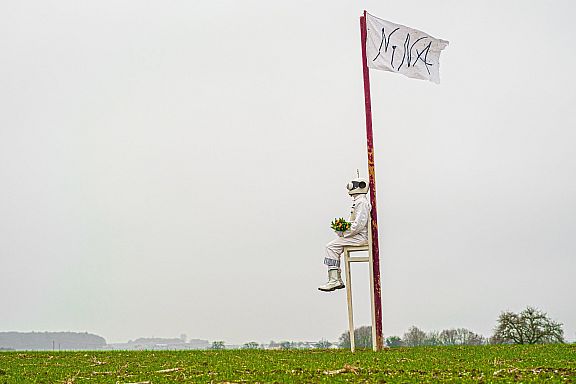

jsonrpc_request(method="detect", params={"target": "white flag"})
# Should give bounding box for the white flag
[365,13,449,84]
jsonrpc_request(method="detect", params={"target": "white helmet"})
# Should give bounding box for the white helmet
[346,177,369,195]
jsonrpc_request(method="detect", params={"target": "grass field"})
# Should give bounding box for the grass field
[1,344,575,383]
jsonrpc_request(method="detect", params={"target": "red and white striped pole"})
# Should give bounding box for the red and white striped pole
[360,10,384,351]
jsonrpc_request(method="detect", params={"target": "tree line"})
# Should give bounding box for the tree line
[205,307,565,350]
[209,339,334,350]
[339,307,565,349]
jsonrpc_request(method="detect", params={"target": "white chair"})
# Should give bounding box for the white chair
[342,223,377,352]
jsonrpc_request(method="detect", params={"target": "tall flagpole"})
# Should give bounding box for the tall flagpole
[360,10,383,351]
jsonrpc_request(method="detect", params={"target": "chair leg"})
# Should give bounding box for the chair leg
[344,249,355,352]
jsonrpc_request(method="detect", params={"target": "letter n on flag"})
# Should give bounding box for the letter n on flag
[365,13,449,84]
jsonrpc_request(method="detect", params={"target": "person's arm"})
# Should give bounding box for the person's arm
[343,200,370,237]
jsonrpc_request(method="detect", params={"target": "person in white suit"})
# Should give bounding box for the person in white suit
[318,177,371,292]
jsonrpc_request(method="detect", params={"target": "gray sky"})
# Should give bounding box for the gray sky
[1,0,575,344]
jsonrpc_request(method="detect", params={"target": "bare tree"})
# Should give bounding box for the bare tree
[403,326,426,347]
[492,307,564,344]
[315,339,332,349]
[439,328,485,345]
[423,330,442,346]
[456,328,485,345]
[439,329,458,345]
[279,341,292,350]
[339,326,372,349]
[210,341,225,350]
[385,336,403,347]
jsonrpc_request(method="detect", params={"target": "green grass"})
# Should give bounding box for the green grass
[0,344,575,383]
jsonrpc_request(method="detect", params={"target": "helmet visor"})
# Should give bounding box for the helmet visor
[347,181,367,190]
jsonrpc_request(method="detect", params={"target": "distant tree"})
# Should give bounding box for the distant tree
[180,334,187,343]
[423,330,442,346]
[242,342,259,349]
[315,339,332,349]
[268,341,279,349]
[439,328,485,346]
[385,336,403,348]
[339,326,372,349]
[403,326,426,347]
[439,329,458,345]
[492,307,564,344]
[456,328,485,345]
[279,341,292,350]
[291,342,303,349]
[210,341,225,350]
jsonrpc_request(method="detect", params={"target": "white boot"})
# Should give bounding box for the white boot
[336,269,344,289]
[318,269,345,292]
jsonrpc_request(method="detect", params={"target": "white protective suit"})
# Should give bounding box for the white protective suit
[324,193,372,269]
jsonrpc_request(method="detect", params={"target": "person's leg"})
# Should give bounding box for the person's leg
[324,235,368,267]
[319,235,368,292]
[324,238,345,270]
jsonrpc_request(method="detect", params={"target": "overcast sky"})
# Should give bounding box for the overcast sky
[1,0,575,344]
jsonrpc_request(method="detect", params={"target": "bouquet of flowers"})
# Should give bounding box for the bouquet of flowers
[330,217,351,232]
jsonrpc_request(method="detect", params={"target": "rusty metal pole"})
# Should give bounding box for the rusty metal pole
[360,11,383,351]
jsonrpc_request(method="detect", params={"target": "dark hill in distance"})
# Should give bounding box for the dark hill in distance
[0,331,106,350]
